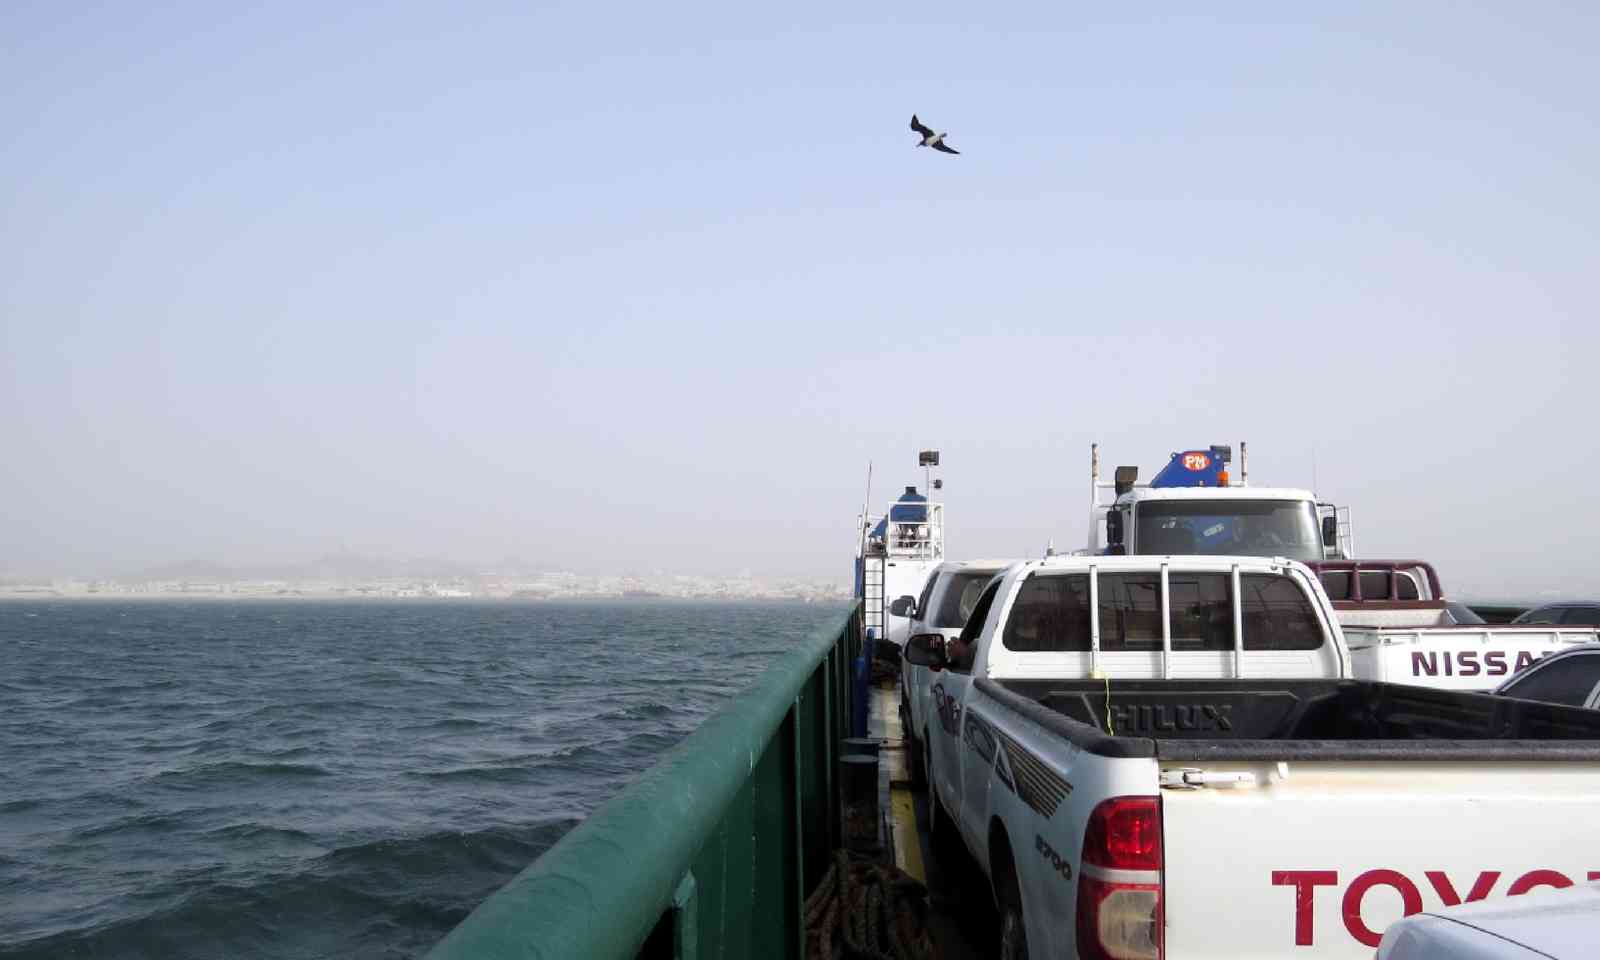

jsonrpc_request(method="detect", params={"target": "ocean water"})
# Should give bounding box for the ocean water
[0,600,845,958]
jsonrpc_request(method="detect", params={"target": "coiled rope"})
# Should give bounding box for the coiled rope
[803,849,940,960]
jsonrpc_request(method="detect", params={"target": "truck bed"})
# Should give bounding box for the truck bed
[979,677,1600,761]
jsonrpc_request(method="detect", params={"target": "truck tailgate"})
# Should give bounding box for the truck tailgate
[1346,626,1599,690]
[1159,761,1600,958]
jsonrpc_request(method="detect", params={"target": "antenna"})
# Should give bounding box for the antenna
[918,449,940,500]
[861,461,874,536]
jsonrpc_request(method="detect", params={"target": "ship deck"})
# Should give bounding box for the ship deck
[869,680,997,959]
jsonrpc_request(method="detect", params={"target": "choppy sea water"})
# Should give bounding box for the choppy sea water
[0,600,845,958]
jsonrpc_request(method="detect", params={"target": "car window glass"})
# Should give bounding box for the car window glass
[1240,574,1324,650]
[949,579,1002,671]
[1562,608,1600,627]
[932,572,997,628]
[915,574,939,622]
[1396,574,1420,600]
[1501,655,1600,706]
[1002,574,1091,652]
[1097,573,1163,651]
[1319,572,1351,601]
[1515,605,1561,625]
[1167,573,1234,651]
[1357,571,1390,600]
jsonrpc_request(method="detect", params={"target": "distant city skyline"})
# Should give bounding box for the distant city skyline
[0,565,849,603]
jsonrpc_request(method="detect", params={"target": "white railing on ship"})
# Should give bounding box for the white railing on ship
[858,502,945,561]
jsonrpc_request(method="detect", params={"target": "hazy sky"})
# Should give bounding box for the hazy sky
[2,3,1596,592]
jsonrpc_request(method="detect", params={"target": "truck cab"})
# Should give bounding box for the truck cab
[1088,442,1353,561]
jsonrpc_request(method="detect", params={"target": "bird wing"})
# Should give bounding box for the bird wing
[931,140,960,155]
[910,115,934,137]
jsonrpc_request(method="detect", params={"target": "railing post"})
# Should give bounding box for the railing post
[672,873,697,959]
[791,696,806,959]
[822,649,836,853]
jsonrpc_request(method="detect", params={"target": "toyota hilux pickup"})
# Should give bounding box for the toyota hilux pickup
[904,556,1600,959]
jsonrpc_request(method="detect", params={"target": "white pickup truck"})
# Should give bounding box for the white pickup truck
[1310,560,1600,691]
[904,556,1600,959]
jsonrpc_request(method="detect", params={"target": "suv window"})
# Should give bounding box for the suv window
[1500,654,1600,707]
[1240,574,1324,650]
[949,579,1003,672]
[931,572,998,628]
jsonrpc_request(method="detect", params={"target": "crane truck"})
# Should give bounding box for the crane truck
[1088,442,1353,562]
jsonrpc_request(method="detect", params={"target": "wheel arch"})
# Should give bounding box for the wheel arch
[987,815,1018,908]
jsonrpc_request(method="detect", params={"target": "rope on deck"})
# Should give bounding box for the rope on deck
[803,849,940,960]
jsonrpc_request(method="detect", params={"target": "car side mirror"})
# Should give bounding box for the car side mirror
[1106,510,1124,546]
[903,633,947,670]
[888,596,917,618]
[1321,515,1338,546]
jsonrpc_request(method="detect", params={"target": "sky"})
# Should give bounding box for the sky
[1,2,1597,593]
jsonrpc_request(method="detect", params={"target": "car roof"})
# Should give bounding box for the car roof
[1521,643,1600,659]
[1493,644,1600,694]
[936,559,1019,575]
[1021,555,1311,575]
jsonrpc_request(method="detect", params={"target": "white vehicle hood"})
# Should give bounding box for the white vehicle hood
[1380,882,1600,959]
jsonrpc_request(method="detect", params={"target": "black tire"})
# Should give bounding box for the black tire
[925,741,961,861]
[997,858,1029,960]
[908,725,927,789]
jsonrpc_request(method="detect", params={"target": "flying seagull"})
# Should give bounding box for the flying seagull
[910,115,959,155]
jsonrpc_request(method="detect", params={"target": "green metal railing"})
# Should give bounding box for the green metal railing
[428,602,863,960]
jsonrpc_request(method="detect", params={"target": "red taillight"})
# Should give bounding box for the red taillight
[1082,796,1162,871]
[1077,796,1162,960]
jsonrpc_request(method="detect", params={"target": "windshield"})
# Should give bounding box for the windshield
[930,572,997,628]
[1135,499,1323,563]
